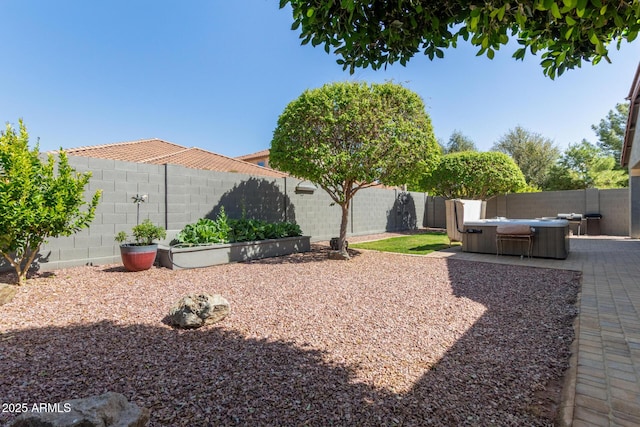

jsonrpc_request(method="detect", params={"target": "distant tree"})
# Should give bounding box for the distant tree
[591,102,629,167]
[270,81,440,258]
[283,0,640,78]
[421,151,527,199]
[492,126,560,189]
[0,120,101,285]
[544,139,627,190]
[443,130,477,154]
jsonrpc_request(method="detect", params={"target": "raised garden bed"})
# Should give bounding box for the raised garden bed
[157,236,311,270]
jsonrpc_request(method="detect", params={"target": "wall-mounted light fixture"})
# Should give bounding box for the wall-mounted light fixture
[295,181,317,194]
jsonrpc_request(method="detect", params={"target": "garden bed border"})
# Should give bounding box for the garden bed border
[157,236,311,270]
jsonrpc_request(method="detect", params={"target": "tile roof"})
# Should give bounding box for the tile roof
[236,149,270,161]
[60,139,288,178]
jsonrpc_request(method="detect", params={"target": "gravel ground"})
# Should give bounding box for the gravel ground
[0,244,580,426]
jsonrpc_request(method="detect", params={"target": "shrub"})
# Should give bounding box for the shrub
[115,219,167,246]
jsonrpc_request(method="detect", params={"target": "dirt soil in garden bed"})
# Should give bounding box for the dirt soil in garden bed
[0,244,580,426]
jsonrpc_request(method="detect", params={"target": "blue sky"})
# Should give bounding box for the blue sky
[1,1,639,157]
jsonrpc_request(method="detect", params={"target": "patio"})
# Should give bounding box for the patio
[427,235,640,426]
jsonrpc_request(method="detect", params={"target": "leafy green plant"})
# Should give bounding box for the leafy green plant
[115,219,166,246]
[174,208,231,245]
[0,120,101,285]
[173,207,303,246]
[228,218,302,242]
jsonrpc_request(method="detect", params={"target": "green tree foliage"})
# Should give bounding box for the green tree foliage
[544,139,628,190]
[270,81,440,257]
[421,151,527,199]
[443,130,477,154]
[591,102,629,167]
[0,120,101,284]
[492,126,560,188]
[282,0,640,78]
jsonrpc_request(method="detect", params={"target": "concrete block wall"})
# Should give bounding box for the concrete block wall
[39,157,168,270]
[489,190,587,219]
[285,184,343,241]
[21,154,633,274]
[598,189,628,236]
[425,196,446,228]
[29,157,425,272]
[424,189,629,236]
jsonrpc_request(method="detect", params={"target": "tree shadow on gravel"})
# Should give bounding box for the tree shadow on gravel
[0,259,580,426]
[0,321,403,426]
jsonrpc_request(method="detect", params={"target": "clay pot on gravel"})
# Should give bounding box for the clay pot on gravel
[115,219,166,272]
[118,243,159,272]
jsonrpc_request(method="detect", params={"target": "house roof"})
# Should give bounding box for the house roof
[621,62,640,168]
[236,149,270,161]
[60,139,288,178]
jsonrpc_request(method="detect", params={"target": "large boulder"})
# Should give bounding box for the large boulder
[168,293,230,329]
[8,392,149,427]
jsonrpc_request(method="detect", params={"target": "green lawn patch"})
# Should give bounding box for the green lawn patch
[350,232,457,255]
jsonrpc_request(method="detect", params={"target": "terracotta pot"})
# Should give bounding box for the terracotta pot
[119,244,158,272]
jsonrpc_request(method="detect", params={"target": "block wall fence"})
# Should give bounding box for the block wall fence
[32,156,427,271]
[10,155,630,272]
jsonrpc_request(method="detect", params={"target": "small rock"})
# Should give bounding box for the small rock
[0,283,17,306]
[328,250,350,260]
[8,392,149,427]
[168,293,230,329]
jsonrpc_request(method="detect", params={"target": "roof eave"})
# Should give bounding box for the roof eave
[621,62,640,168]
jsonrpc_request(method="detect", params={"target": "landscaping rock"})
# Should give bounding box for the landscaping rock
[0,283,17,305]
[8,392,149,427]
[328,250,350,260]
[168,293,230,329]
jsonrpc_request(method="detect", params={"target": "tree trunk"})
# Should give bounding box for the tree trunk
[2,247,38,286]
[338,201,350,259]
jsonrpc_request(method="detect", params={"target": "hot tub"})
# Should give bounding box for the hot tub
[462,218,570,259]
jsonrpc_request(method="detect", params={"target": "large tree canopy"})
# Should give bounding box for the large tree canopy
[592,102,629,166]
[270,81,440,256]
[282,0,639,78]
[492,126,560,189]
[544,139,628,189]
[442,130,477,154]
[421,151,527,199]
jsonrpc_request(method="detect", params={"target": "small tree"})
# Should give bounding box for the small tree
[592,102,629,167]
[421,151,527,199]
[270,81,440,258]
[0,120,101,284]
